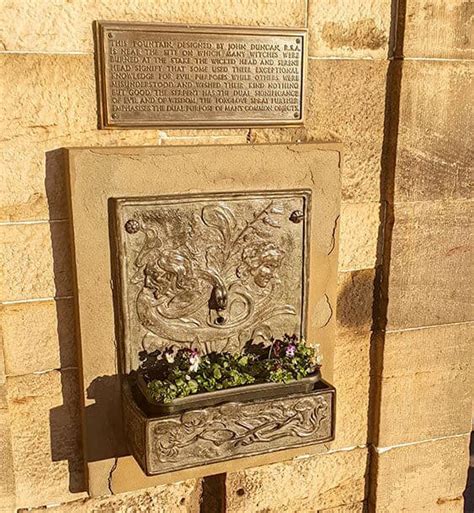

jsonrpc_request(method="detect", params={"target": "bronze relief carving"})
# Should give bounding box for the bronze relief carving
[150,395,330,463]
[112,191,310,371]
[111,189,337,476]
[121,381,334,475]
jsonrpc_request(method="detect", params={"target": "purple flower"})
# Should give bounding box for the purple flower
[273,340,281,356]
[285,344,296,357]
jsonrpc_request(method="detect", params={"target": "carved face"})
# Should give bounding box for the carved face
[144,250,196,298]
[241,242,284,288]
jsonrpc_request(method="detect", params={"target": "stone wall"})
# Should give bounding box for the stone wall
[0,1,471,512]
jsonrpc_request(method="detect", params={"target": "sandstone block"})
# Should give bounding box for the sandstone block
[371,435,470,512]
[320,502,366,513]
[308,0,391,58]
[331,330,371,448]
[0,0,306,53]
[251,60,388,202]
[6,369,85,509]
[1,298,76,375]
[395,61,473,202]
[377,323,473,446]
[226,447,368,512]
[23,480,202,513]
[402,0,473,59]
[0,221,72,301]
[386,200,473,330]
[0,54,160,222]
[159,130,248,146]
[0,407,16,513]
[339,202,380,272]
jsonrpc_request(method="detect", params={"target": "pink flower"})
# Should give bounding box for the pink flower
[285,344,296,357]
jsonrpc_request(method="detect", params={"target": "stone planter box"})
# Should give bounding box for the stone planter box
[124,378,335,476]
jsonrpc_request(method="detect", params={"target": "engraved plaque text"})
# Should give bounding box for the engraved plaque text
[95,22,306,128]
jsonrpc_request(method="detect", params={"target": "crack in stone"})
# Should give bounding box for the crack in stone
[321,294,333,328]
[107,458,118,495]
[327,215,340,255]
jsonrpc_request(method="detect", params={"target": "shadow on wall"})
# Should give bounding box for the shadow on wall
[45,149,127,495]
[45,148,86,493]
[336,269,376,332]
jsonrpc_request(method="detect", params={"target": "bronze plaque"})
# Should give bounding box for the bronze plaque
[95,21,306,128]
[111,190,311,372]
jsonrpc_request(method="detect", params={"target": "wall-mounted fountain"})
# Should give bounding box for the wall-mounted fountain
[66,143,340,491]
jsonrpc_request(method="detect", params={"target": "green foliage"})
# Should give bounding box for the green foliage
[142,334,321,404]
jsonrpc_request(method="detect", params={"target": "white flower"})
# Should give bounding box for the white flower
[165,351,175,364]
[189,354,201,373]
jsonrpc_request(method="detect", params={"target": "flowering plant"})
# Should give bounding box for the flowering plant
[140,334,321,404]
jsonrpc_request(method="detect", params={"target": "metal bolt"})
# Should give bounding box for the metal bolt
[111,113,118,119]
[125,219,140,234]
[108,32,113,39]
[296,38,301,44]
[289,210,304,224]
[294,112,300,118]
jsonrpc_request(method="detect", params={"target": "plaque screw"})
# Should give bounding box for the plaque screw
[294,112,300,118]
[296,38,301,44]
[111,113,118,119]
[289,210,304,224]
[108,33,113,39]
[125,219,140,234]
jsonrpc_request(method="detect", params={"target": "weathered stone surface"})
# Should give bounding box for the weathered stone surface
[320,502,366,513]
[159,130,248,146]
[339,202,380,272]
[396,61,473,202]
[1,298,76,375]
[308,0,391,58]
[251,60,388,202]
[0,0,306,53]
[403,0,474,59]
[377,323,473,446]
[24,480,202,512]
[371,435,470,512]
[6,369,86,509]
[0,406,16,513]
[386,200,473,330]
[226,447,368,512]
[337,270,375,334]
[0,221,72,301]
[331,330,371,448]
[0,55,159,222]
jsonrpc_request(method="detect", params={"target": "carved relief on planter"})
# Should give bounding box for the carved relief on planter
[111,190,311,372]
[123,380,335,475]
